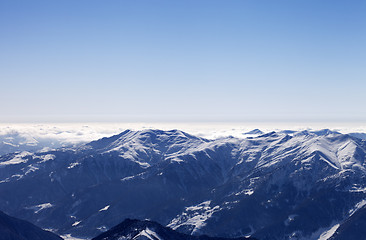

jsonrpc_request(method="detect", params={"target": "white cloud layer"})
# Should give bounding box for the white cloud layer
[0,122,365,144]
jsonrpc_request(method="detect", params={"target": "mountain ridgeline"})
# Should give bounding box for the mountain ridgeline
[0,211,254,240]
[0,210,62,240]
[92,218,256,240]
[0,129,366,240]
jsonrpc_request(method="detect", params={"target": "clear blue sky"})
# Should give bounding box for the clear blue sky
[1,0,365,122]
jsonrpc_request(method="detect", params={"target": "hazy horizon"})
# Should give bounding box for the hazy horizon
[1,121,366,146]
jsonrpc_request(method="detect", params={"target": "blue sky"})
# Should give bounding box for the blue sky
[0,0,365,122]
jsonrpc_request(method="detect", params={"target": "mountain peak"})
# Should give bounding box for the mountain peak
[86,129,206,153]
[311,129,340,136]
[244,129,264,135]
[92,218,256,240]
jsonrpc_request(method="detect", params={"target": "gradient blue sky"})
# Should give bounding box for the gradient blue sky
[1,0,365,122]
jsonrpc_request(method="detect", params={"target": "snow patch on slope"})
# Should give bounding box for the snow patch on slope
[61,234,86,240]
[99,205,110,212]
[27,203,53,214]
[349,199,366,217]
[0,151,32,166]
[318,224,340,240]
[72,221,81,227]
[35,154,56,163]
[168,201,220,234]
[133,228,162,240]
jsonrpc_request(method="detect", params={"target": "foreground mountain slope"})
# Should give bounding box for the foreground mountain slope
[0,129,366,239]
[0,210,62,240]
[327,203,366,240]
[92,219,256,240]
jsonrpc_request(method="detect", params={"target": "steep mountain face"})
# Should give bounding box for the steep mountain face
[166,131,366,240]
[0,210,62,240]
[92,218,255,240]
[0,129,366,240]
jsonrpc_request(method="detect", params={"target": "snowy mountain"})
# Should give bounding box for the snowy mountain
[92,219,256,240]
[348,132,366,141]
[244,129,263,135]
[0,129,366,240]
[0,210,62,240]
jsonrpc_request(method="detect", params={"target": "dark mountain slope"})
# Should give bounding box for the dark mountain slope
[0,210,62,240]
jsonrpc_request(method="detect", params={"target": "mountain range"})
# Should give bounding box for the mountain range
[1,129,366,240]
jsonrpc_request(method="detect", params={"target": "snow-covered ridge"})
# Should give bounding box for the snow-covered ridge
[0,151,32,166]
[1,123,365,156]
